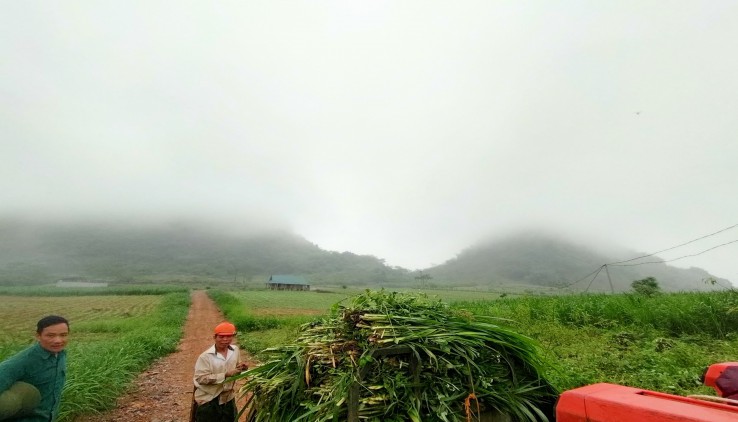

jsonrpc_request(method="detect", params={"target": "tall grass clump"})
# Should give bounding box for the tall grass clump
[629,291,738,337]
[457,291,738,338]
[453,290,738,395]
[57,292,190,421]
[548,292,738,337]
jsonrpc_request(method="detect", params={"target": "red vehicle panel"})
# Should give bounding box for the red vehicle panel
[557,382,738,422]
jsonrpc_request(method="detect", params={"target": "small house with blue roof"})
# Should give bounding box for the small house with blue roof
[266,275,310,291]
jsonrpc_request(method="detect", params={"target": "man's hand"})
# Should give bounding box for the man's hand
[226,363,248,377]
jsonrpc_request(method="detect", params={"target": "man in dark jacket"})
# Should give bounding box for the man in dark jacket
[0,315,69,421]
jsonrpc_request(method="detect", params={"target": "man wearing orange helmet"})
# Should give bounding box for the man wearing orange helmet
[192,321,248,421]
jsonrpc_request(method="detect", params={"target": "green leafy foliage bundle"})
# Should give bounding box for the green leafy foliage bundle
[237,290,557,421]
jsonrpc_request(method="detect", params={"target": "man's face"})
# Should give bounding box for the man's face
[36,322,69,353]
[214,333,234,349]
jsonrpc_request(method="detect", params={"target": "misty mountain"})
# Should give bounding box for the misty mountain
[0,219,727,292]
[427,232,727,292]
[0,219,410,286]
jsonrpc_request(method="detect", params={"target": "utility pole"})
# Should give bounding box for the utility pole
[604,264,615,294]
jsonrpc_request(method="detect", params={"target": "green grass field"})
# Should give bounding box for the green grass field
[0,284,189,297]
[4,285,738,420]
[212,287,738,398]
[0,290,190,422]
[0,295,163,350]
[231,286,508,311]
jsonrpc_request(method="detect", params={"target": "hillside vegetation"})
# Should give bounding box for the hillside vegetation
[428,232,726,292]
[0,219,727,292]
[0,219,407,286]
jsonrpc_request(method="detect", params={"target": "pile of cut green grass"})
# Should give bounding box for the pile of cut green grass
[236,289,557,422]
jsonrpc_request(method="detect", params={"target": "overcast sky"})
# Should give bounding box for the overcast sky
[2,1,737,283]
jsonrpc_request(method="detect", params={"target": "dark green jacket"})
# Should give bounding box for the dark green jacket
[0,342,67,422]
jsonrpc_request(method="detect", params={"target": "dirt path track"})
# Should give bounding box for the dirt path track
[76,290,256,422]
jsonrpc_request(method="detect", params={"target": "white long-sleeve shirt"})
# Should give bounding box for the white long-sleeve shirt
[193,344,241,405]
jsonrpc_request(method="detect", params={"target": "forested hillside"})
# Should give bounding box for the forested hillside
[428,232,727,292]
[0,219,727,292]
[0,219,411,286]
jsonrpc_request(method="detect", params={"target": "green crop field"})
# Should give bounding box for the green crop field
[235,289,354,314]
[0,295,163,346]
[231,287,507,314]
[0,292,189,422]
[0,284,188,297]
[212,288,738,399]
[4,286,737,421]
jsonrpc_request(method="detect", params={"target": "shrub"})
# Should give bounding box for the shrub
[631,277,661,297]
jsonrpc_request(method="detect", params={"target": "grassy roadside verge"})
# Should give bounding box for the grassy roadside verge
[58,292,190,421]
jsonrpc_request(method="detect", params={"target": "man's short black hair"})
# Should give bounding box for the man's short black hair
[37,315,69,333]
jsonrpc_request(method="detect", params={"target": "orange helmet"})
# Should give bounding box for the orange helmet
[214,322,237,335]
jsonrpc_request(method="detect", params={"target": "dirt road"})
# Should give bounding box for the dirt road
[76,290,257,422]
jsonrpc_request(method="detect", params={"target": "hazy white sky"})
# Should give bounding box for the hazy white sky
[2,1,737,282]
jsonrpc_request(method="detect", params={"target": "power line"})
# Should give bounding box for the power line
[610,238,738,267]
[561,224,738,291]
[607,224,738,265]
[561,265,604,289]
[583,266,605,293]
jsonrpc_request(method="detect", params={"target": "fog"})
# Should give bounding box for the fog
[2,1,737,282]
